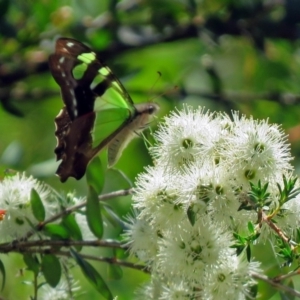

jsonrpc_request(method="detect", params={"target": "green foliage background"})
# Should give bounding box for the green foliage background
[1,0,300,299]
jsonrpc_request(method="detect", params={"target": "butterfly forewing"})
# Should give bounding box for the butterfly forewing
[49,38,134,117]
[50,39,104,119]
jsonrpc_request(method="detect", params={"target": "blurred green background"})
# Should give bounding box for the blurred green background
[1,0,300,299]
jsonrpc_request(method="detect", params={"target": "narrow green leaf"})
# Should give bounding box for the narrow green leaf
[71,249,113,300]
[107,264,123,280]
[41,255,61,287]
[247,221,254,234]
[86,186,103,239]
[101,203,124,228]
[105,168,132,190]
[43,223,70,239]
[246,284,258,300]
[187,205,196,226]
[30,188,45,222]
[246,245,251,262]
[113,247,128,260]
[61,214,82,251]
[86,156,104,195]
[0,259,5,291]
[61,214,82,240]
[23,254,39,276]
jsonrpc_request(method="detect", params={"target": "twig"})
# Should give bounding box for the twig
[13,188,133,242]
[273,269,300,282]
[261,211,292,248]
[0,239,124,253]
[10,247,149,273]
[251,272,300,297]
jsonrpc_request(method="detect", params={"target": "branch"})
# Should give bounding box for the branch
[14,188,133,242]
[251,272,300,297]
[0,239,123,253]
[261,211,291,246]
[273,269,300,282]
[13,247,149,273]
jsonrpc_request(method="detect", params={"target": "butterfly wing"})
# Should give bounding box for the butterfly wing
[49,38,136,182]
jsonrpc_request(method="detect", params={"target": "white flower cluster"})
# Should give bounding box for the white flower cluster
[125,106,296,299]
[0,174,85,297]
[0,173,94,242]
[0,173,56,241]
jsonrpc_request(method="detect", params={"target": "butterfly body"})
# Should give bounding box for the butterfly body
[49,38,158,182]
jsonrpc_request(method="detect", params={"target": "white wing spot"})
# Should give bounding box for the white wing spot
[74,108,78,117]
[61,72,66,77]
[57,64,61,69]
[69,89,77,108]
[59,57,65,64]
[67,42,74,48]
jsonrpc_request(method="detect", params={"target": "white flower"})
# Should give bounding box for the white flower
[159,279,198,300]
[123,213,159,264]
[0,173,55,241]
[176,160,216,213]
[39,278,80,300]
[223,113,292,187]
[202,254,261,300]
[150,106,217,170]
[133,166,185,230]
[135,277,164,300]
[156,217,233,281]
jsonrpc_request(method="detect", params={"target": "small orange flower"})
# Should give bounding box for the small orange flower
[0,209,6,221]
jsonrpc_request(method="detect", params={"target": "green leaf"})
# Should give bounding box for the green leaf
[101,203,124,228]
[246,284,258,299]
[187,205,196,226]
[71,249,113,300]
[86,156,104,195]
[113,247,129,260]
[107,264,123,280]
[105,168,132,190]
[0,259,5,291]
[246,245,251,261]
[61,214,82,251]
[23,254,39,276]
[86,186,103,239]
[30,188,45,222]
[247,221,254,234]
[41,255,61,287]
[0,141,23,167]
[43,223,70,239]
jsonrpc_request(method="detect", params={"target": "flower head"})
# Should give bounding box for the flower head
[126,105,294,299]
[0,173,55,241]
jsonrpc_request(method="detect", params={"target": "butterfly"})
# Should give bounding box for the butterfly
[49,38,159,182]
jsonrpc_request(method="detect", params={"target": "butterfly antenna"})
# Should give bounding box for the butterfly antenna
[147,71,162,102]
[148,72,178,102]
